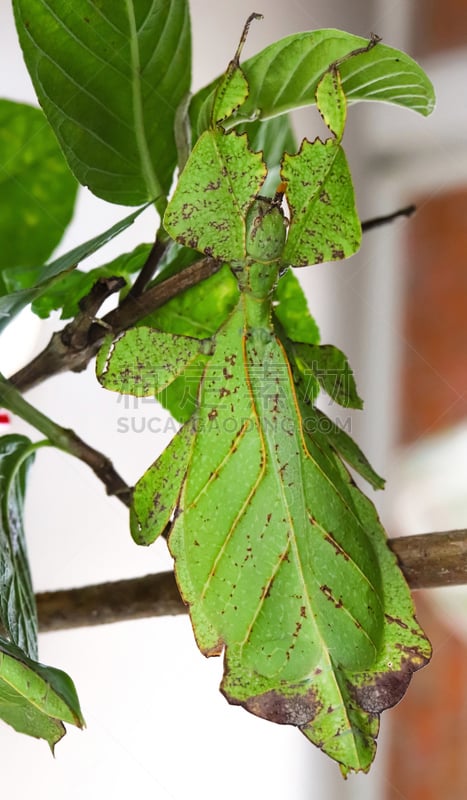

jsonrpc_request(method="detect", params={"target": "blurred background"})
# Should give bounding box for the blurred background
[1,0,466,798]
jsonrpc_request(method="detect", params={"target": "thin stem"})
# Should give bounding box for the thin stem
[10,257,220,394]
[361,205,416,232]
[125,237,168,299]
[0,373,132,506]
[9,205,413,397]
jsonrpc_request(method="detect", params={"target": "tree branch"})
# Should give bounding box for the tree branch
[0,372,132,506]
[35,529,467,632]
[361,204,416,232]
[37,572,182,631]
[390,529,467,589]
[10,257,221,393]
[10,205,415,396]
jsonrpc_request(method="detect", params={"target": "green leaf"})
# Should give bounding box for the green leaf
[0,100,77,272]
[0,203,151,332]
[164,299,430,773]
[0,435,37,660]
[316,68,347,140]
[96,328,210,396]
[273,269,320,345]
[131,422,195,545]
[163,129,266,262]
[0,636,84,749]
[13,0,191,208]
[301,407,385,491]
[30,243,152,320]
[293,343,363,408]
[190,29,435,136]
[281,138,361,267]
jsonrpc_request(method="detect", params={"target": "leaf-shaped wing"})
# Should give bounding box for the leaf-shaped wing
[131,422,195,545]
[169,300,430,772]
[164,130,266,262]
[96,327,209,397]
[281,138,361,267]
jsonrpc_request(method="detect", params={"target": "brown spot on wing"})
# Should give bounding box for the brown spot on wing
[233,688,322,727]
[351,648,431,714]
[351,668,413,714]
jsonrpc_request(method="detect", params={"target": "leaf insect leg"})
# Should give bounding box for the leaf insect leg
[232,12,264,66]
[331,31,382,73]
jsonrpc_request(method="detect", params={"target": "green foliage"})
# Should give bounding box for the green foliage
[0,435,38,659]
[31,244,152,320]
[146,264,238,338]
[0,3,436,773]
[13,0,191,210]
[0,204,151,331]
[0,436,84,744]
[0,637,84,749]
[273,270,320,345]
[290,342,363,408]
[0,100,78,274]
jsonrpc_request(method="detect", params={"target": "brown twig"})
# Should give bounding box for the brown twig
[37,571,182,631]
[361,204,416,232]
[10,257,220,393]
[390,529,467,589]
[125,237,168,299]
[10,205,416,395]
[35,530,467,632]
[0,372,133,507]
[61,275,126,350]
